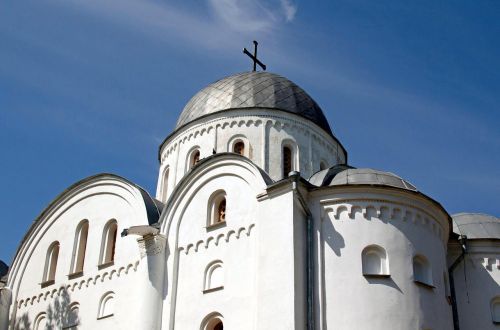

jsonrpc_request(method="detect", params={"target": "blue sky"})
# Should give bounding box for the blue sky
[1,0,499,264]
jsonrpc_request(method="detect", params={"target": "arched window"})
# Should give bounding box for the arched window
[233,141,245,156]
[42,241,60,286]
[204,261,224,292]
[283,145,292,178]
[190,149,201,168]
[99,220,117,267]
[361,245,389,276]
[160,167,169,202]
[413,255,433,286]
[98,292,115,319]
[201,313,224,330]
[207,191,227,227]
[34,313,47,330]
[70,220,89,276]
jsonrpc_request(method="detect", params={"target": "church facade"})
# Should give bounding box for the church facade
[1,71,499,330]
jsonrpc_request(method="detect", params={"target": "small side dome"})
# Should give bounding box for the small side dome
[452,213,500,240]
[309,165,417,191]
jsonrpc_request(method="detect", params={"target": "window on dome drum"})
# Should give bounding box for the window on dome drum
[99,220,117,268]
[283,146,292,178]
[207,191,227,228]
[42,241,60,287]
[413,255,433,287]
[191,150,200,168]
[233,141,245,156]
[361,245,389,277]
[70,220,89,277]
[98,292,115,320]
[161,167,169,202]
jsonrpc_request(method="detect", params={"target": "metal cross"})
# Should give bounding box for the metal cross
[243,40,266,71]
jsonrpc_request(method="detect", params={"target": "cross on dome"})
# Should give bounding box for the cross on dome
[243,40,266,72]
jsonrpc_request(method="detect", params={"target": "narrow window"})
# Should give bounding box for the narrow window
[207,191,227,227]
[161,167,169,202]
[98,292,115,319]
[233,141,245,156]
[42,241,60,286]
[361,245,389,276]
[217,199,226,223]
[100,220,117,267]
[283,146,292,178]
[70,220,89,276]
[413,255,433,286]
[191,150,200,167]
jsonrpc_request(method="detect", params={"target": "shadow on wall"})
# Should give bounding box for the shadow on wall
[364,276,403,294]
[322,217,345,257]
[15,288,79,330]
[452,250,500,328]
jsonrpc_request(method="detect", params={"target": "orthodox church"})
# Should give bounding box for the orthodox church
[1,68,499,330]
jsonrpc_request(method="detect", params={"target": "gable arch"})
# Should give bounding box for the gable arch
[8,174,161,307]
[160,153,272,237]
[159,153,271,327]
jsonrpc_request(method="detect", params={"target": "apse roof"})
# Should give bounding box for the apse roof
[452,213,500,240]
[176,71,333,136]
[309,165,418,191]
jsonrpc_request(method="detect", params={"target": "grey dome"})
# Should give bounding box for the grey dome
[176,72,333,135]
[452,213,500,240]
[309,165,418,191]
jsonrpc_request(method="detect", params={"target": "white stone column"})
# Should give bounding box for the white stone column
[136,234,167,329]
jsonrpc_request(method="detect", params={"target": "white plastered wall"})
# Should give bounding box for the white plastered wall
[156,109,346,202]
[159,154,310,330]
[310,187,453,330]
[448,241,500,330]
[7,176,160,330]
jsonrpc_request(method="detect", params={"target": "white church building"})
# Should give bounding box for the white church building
[1,71,499,330]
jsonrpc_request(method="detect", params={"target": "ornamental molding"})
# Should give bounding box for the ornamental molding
[16,260,140,309]
[178,224,255,255]
[160,113,341,162]
[468,256,500,271]
[320,198,447,242]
